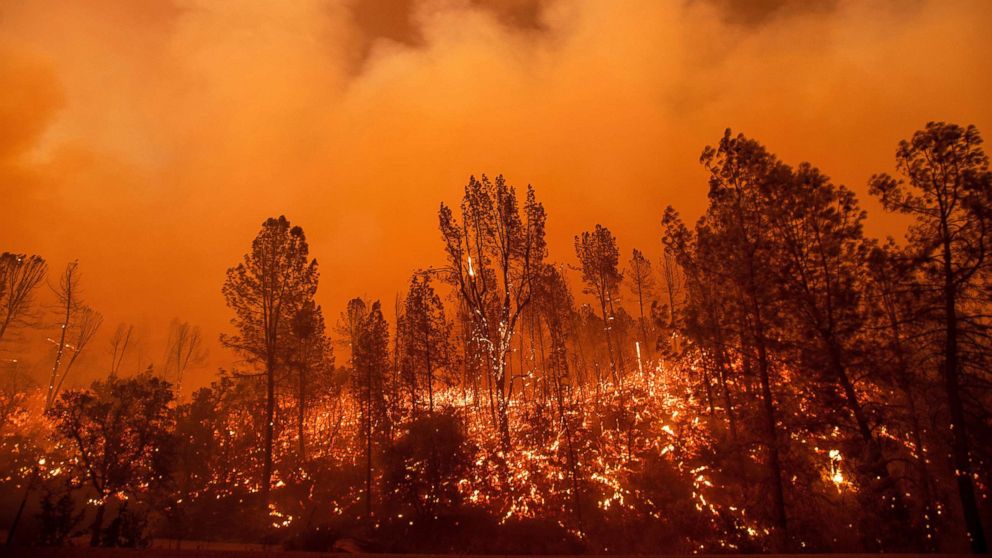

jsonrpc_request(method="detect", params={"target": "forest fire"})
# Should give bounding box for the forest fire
[0,143,989,553]
[3,129,991,551]
[1,1,991,555]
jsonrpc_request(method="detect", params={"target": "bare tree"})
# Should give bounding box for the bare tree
[336,297,368,369]
[0,253,47,344]
[108,323,133,376]
[47,261,103,409]
[164,320,207,394]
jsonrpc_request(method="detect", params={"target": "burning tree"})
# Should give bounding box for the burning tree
[47,261,103,410]
[438,174,547,450]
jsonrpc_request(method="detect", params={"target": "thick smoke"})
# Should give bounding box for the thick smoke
[1,0,989,389]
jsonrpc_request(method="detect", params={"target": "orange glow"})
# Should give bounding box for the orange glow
[1,0,991,392]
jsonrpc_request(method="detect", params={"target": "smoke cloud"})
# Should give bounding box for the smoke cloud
[1,0,989,389]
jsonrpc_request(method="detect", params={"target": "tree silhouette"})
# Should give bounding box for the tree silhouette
[0,253,47,345]
[575,224,632,457]
[351,300,390,520]
[221,215,318,504]
[870,122,992,553]
[698,129,790,546]
[286,300,332,462]
[626,249,654,359]
[47,261,103,410]
[662,206,738,440]
[48,373,175,546]
[764,162,907,548]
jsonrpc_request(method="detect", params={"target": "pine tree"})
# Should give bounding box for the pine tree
[398,274,454,416]
[870,122,992,553]
[221,215,318,504]
[351,300,390,520]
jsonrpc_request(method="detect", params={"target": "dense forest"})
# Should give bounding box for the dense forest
[1,122,990,553]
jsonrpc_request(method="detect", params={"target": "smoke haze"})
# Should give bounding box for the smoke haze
[1,0,990,389]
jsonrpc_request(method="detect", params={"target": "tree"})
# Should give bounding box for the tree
[286,300,333,462]
[662,207,738,440]
[351,300,391,520]
[108,323,134,377]
[398,274,455,416]
[438,174,547,450]
[869,122,992,553]
[865,242,940,548]
[658,247,683,354]
[575,225,624,383]
[533,263,584,531]
[626,249,654,358]
[47,261,103,409]
[164,320,206,395]
[0,253,47,345]
[698,129,791,544]
[337,297,368,366]
[221,216,318,504]
[765,163,908,547]
[48,373,176,546]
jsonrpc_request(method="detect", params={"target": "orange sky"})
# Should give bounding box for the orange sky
[2,0,991,391]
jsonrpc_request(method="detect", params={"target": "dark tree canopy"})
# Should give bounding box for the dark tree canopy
[221,215,319,503]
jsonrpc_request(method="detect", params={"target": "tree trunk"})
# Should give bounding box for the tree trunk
[635,277,648,357]
[713,342,737,441]
[261,354,275,504]
[47,297,72,410]
[89,500,106,547]
[756,332,788,546]
[942,239,987,553]
[366,357,374,520]
[424,316,434,415]
[298,362,306,462]
[5,467,37,546]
